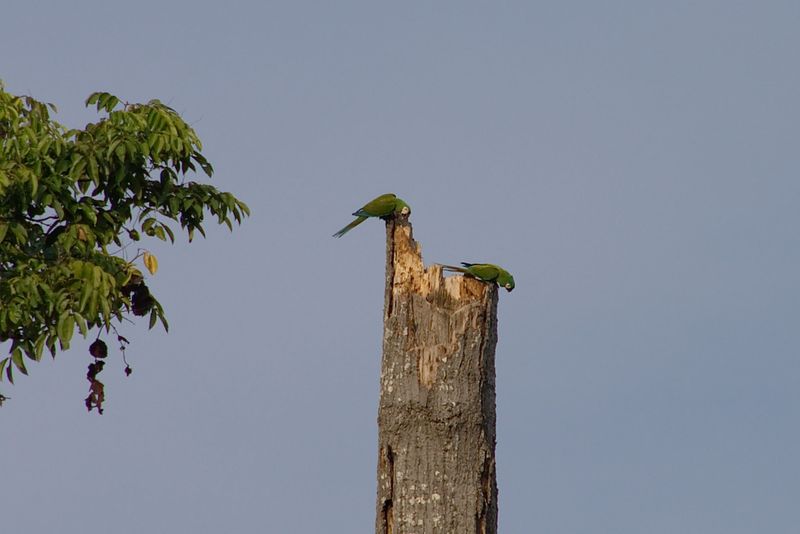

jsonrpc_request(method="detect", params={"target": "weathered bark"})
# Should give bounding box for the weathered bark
[376,216,499,534]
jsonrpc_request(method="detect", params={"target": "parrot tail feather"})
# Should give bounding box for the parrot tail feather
[333,216,368,238]
[439,264,469,274]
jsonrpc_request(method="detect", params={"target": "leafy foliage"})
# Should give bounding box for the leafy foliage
[0,82,249,408]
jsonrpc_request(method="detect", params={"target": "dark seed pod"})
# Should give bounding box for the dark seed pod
[89,339,108,359]
[131,285,154,316]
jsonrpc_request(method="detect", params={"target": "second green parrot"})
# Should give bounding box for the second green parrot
[333,193,411,238]
[440,262,516,292]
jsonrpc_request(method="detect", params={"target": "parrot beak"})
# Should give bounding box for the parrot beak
[401,206,410,215]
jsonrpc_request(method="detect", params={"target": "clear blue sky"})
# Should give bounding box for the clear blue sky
[2,2,799,533]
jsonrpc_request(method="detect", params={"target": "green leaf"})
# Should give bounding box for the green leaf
[29,173,38,196]
[147,109,160,130]
[78,281,92,312]
[141,217,156,234]
[237,200,251,217]
[70,154,87,179]
[100,298,111,324]
[92,266,102,289]
[52,199,64,219]
[87,155,99,183]
[46,334,57,358]
[161,224,175,243]
[105,95,120,111]
[97,92,109,111]
[34,335,46,362]
[10,223,28,243]
[81,206,97,225]
[153,135,164,155]
[11,347,28,376]
[7,306,21,325]
[85,92,101,107]
[56,314,75,348]
[74,313,88,337]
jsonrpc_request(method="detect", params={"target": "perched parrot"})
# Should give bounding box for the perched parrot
[333,193,411,238]
[440,262,516,292]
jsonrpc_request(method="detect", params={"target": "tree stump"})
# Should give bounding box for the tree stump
[376,216,499,534]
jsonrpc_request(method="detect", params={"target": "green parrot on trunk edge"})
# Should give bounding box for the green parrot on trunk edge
[440,262,516,292]
[333,193,411,238]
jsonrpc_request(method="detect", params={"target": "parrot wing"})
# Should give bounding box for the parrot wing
[460,263,501,282]
[355,193,398,217]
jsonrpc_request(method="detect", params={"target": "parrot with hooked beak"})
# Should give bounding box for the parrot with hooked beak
[333,193,411,238]
[440,262,515,292]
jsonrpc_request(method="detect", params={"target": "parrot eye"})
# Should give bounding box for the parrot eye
[401,206,410,215]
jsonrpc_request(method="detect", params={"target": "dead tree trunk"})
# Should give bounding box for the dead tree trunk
[376,216,499,534]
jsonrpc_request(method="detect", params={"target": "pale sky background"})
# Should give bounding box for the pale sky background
[2,2,799,533]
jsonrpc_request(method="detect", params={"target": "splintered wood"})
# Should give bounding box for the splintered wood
[376,217,499,534]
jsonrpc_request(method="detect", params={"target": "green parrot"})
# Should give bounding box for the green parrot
[333,193,411,238]
[440,262,516,292]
